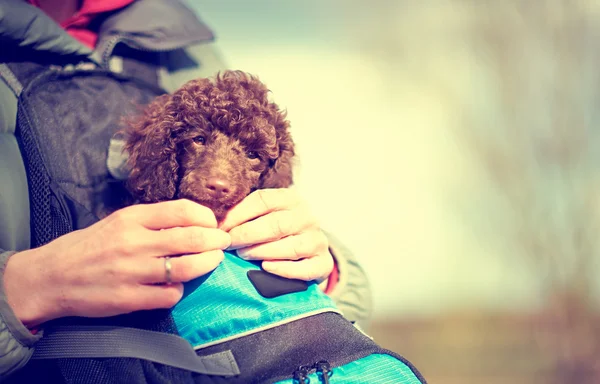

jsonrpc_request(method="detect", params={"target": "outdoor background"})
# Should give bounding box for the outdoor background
[189,1,600,382]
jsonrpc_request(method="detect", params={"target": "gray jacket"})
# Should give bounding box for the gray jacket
[0,0,372,379]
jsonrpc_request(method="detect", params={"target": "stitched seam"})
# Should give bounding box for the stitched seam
[0,64,24,96]
[192,308,341,350]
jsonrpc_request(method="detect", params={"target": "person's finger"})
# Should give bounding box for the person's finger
[147,227,231,256]
[261,254,334,283]
[236,231,328,261]
[140,249,225,284]
[130,283,185,311]
[114,199,218,230]
[219,189,301,232]
[226,209,317,251]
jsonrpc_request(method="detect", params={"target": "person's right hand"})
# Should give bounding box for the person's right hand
[3,199,230,329]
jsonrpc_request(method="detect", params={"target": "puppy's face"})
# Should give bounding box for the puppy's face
[175,123,276,222]
[123,71,295,219]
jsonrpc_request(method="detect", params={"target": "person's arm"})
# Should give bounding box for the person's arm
[0,251,42,378]
[0,200,231,380]
[0,74,41,377]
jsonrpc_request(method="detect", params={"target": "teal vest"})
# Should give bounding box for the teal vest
[172,251,341,349]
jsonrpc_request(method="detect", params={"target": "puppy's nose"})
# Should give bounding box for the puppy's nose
[205,177,231,197]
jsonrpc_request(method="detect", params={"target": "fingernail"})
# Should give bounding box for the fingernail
[263,262,277,273]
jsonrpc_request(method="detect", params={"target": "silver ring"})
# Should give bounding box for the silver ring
[164,256,172,285]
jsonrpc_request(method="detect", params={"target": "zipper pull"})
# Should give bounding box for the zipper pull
[314,360,333,384]
[293,365,311,384]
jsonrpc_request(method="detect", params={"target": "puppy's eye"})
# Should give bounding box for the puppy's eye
[247,151,259,159]
[192,136,206,144]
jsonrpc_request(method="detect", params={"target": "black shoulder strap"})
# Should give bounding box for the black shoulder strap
[32,325,241,377]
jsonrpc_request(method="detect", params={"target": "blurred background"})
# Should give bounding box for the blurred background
[189,1,600,383]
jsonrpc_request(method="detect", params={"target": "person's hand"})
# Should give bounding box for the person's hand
[3,199,230,328]
[219,189,334,283]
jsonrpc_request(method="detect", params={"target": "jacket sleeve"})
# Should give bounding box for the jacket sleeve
[0,251,43,380]
[323,231,373,330]
[159,42,231,94]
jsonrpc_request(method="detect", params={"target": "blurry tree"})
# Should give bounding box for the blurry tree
[460,2,600,382]
[343,0,600,382]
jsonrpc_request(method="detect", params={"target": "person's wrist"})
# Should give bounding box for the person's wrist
[3,248,57,328]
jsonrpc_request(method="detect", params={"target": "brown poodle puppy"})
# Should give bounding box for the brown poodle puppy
[121,70,295,221]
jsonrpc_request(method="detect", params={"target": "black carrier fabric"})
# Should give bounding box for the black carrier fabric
[11,312,427,384]
[3,62,427,384]
[9,62,164,248]
[3,62,187,382]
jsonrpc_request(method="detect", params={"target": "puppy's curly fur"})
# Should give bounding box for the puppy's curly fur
[121,70,295,221]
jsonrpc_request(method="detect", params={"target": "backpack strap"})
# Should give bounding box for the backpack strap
[0,63,23,96]
[31,325,241,377]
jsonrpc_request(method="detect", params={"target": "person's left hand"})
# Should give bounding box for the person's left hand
[219,189,334,284]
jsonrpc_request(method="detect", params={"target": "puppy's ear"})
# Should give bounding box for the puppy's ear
[260,146,294,188]
[259,114,295,189]
[121,94,180,202]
